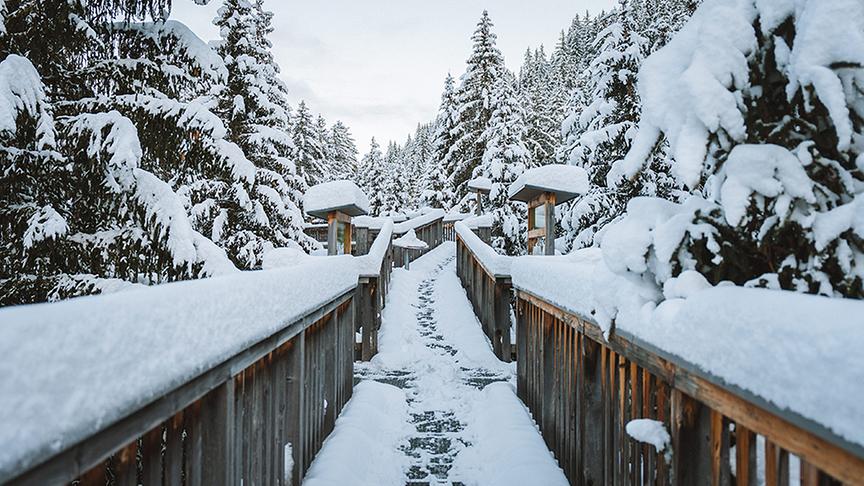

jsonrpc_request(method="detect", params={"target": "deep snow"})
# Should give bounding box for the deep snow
[311,242,567,485]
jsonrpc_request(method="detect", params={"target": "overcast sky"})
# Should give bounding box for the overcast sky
[172,0,617,154]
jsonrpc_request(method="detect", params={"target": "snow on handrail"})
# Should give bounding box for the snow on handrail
[0,257,359,479]
[511,250,864,452]
[356,220,394,277]
[455,221,511,278]
[393,208,445,235]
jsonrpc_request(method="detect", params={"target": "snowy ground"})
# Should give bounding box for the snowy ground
[305,242,567,486]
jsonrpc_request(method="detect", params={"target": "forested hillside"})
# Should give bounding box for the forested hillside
[360,0,863,298]
[0,0,360,305]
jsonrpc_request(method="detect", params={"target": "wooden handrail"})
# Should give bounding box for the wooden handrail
[515,289,864,485]
[5,289,355,485]
[455,229,513,362]
[452,221,864,484]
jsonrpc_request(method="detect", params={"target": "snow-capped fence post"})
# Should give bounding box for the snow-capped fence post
[468,176,492,216]
[304,181,370,256]
[509,287,864,486]
[508,165,588,255]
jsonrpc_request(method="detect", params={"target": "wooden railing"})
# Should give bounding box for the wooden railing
[516,291,864,485]
[5,294,352,486]
[454,223,864,486]
[1,232,396,485]
[392,210,445,268]
[455,221,513,362]
[355,221,394,361]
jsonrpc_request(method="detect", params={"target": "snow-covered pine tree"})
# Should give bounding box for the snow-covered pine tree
[476,73,530,255]
[607,0,864,298]
[427,73,459,209]
[520,46,562,168]
[380,141,407,215]
[292,100,326,185]
[329,121,359,180]
[557,0,665,251]
[212,0,316,268]
[449,10,506,202]
[1,2,239,305]
[358,138,387,216]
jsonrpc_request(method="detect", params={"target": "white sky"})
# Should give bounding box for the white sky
[172,0,617,154]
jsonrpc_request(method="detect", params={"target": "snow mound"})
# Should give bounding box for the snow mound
[511,248,660,338]
[261,247,311,270]
[626,419,670,452]
[452,382,569,486]
[304,180,370,218]
[303,381,409,486]
[393,229,428,250]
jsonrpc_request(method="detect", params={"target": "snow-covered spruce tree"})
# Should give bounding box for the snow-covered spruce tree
[607,0,864,298]
[449,10,506,201]
[0,1,239,305]
[329,121,359,180]
[558,0,676,251]
[476,74,530,255]
[520,46,562,168]
[292,100,326,186]
[380,141,407,215]
[213,0,316,268]
[358,138,387,215]
[426,73,459,209]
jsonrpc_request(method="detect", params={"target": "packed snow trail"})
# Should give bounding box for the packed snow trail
[304,242,568,486]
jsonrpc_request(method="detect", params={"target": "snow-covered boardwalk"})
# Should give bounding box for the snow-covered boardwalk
[303,243,568,486]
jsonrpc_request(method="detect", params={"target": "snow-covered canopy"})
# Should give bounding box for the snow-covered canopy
[507,164,589,204]
[304,180,370,220]
[393,229,429,250]
[467,176,492,194]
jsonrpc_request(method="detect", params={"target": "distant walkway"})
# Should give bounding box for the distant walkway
[303,242,568,486]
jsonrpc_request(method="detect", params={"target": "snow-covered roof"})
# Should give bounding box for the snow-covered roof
[304,180,370,220]
[511,249,864,450]
[507,165,589,204]
[467,176,492,194]
[0,257,359,479]
[393,229,429,250]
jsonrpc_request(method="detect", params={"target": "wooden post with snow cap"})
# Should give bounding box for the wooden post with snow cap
[392,229,428,271]
[507,165,589,256]
[303,180,370,256]
[468,176,492,216]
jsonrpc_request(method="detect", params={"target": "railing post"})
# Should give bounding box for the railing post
[671,389,713,485]
[355,226,369,255]
[200,380,235,485]
[581,337,604,485]
[285,332,305,486]
[493,278,512,362]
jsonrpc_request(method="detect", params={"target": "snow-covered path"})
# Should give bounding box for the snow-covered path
[304,242,568,486]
